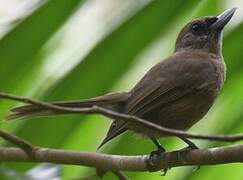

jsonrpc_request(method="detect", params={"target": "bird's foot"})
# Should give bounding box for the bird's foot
[160,168,168,176]
[147,147,167,174]
[177,143,200,171]
[149,137,166,165]
[179,137,199,151]
[147,137,169,174]
[180,143,199,151]
[150,146,166,157]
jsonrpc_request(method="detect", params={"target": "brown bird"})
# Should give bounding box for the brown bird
[5,8,236,151]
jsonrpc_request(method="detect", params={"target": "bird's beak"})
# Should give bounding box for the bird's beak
[210,8,236,31]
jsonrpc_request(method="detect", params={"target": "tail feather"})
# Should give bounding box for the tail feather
[5,93,129,121]
[5,110,54,120]
[97,120,128,149]
[97,128,126,150]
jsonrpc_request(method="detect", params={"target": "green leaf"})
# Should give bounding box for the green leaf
[0,0,85,127]
[0,0,85,173]
[0,0,85,90]
[224,22,243,77]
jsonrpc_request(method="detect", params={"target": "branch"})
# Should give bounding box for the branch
[0,92,243,142]
[0,129,241,176]
[0,145,242,172]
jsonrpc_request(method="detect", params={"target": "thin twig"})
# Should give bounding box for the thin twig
[1,92,243,142]
[0,129,36,156]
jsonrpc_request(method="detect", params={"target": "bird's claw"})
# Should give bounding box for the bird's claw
[149,147,166,159]
[160,168,168,176]
[147,147,167,173]
[177,144,201,171]
[193,165,201,171]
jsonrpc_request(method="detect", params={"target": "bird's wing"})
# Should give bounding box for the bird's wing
[125,84,187,116]
[125,53,213,116]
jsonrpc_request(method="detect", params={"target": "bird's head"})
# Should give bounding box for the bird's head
[175,8,236,56]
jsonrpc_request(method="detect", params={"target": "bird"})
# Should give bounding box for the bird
[5,8,236,152]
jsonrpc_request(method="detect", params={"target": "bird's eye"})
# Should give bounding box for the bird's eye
[191,23,200,32]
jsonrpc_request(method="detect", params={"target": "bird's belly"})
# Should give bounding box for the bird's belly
[128,91,217,137]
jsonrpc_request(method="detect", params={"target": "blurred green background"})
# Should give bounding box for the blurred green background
[0,0,243,179]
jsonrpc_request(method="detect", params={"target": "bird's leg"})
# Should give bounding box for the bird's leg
[150,137,166,152]
[179,137,199,150]
[178,137,200,171]
[147,137,168,175]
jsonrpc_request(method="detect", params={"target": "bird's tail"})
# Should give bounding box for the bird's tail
[5,93,129,121]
